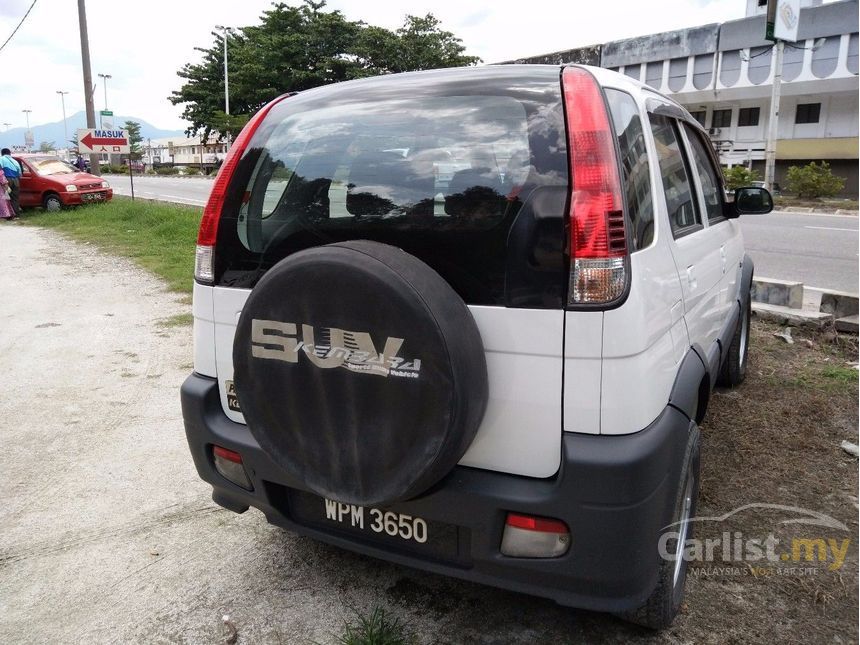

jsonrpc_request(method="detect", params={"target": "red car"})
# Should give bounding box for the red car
[15,155,113,211]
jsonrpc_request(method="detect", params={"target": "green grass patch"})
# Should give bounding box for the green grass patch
[821,365,858,385]
[160,312,194,327]
[334,607,412,645]
[23,198,200,294]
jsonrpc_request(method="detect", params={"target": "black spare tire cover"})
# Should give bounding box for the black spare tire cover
[232,240,489,507]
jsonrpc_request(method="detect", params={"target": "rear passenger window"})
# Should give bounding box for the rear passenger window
[648,114,702,237]
[682,123,725,223]
[605,89,654,251]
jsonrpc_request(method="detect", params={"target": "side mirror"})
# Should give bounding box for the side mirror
[726,186,773,218]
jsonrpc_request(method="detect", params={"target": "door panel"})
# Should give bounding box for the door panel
[647,114,723,357]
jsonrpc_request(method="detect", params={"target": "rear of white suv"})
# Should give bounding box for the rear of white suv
[181,64,770,629]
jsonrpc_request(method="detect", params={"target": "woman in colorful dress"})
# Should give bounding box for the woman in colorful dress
[0,172,14,220]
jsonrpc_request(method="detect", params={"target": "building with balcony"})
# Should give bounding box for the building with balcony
[506,0,859,195]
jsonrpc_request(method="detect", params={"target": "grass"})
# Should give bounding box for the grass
[160,312,194,327]
[21,197,200,294]
[334,607,412,645]
[774,196,859,211]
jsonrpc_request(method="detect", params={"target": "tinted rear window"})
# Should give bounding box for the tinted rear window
[215,67,569,308]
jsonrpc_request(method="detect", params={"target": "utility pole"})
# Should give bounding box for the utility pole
[22,109,32,152]
[763,39,784,192]
[216,25,233,145]
[77,0,100,176]
[57,91,69,155]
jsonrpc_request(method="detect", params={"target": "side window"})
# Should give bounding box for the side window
[648,114,702,237]
[605,89,654,251]
[682,123,725,223]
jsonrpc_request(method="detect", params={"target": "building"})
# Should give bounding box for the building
[507,0,859,196]
[142,135,229,168]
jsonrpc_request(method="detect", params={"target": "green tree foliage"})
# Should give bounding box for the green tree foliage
[169,0,479,142]
[39,141,55,153]
[123,120,143,160]
[723,166,760,191]
[785,161,846,199]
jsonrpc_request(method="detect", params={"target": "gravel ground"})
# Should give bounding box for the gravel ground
[0,223,856,644]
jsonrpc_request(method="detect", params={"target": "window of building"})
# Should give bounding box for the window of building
[711,109,732,128]
[795,103,821,124]
[689,110,706,126]
[738,107,760,127]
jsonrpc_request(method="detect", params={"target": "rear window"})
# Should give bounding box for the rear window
[215,67,569,308]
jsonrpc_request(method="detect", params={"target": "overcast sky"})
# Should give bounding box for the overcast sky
[0,0,758,133]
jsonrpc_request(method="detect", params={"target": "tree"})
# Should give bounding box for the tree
[723,166,760,192]
[123,120,143,160]
[39,141,55,153]
[785,161,845,199]
[169,0,479,142]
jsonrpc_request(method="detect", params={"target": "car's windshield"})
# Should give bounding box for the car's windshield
[31,158,78,175]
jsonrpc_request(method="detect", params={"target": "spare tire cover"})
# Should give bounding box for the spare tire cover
[232,240,489,507]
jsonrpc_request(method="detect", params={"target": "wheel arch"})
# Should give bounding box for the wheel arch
[668,344,710,424]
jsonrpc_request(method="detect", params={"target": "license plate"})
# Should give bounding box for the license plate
[82,192,105,202]
[287,488,466,564]
[323,499,429,543]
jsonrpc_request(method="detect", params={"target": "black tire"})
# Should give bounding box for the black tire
[718,296,750,387]
[232,241,489,507]
[620,425,701,630]
[42,193,62,212]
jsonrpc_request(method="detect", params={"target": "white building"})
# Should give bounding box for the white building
[509,0,859,195]
[142,135,229,168]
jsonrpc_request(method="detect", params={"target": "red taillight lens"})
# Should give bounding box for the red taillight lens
[562,66,628,305]
[213,445,243,463]
[195,93,292,283]
[505,513,569,534]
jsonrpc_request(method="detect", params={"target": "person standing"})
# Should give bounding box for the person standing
[0,172,14,220]
[0,149,22,217]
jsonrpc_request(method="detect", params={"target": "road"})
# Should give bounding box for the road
[109,175,858,293]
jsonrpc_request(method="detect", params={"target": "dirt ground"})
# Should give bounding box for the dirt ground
[0,224,857,644]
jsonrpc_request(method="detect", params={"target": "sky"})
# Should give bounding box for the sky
[0,0,763,134]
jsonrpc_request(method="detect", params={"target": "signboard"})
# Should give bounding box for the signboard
[24,130,34,148]
[77,128,130,154]
[100,110,113,116]
[773,0,801,42]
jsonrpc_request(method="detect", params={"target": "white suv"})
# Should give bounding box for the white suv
[181,64,772,629]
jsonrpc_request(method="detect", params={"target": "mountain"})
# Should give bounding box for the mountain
[0,111,186,150]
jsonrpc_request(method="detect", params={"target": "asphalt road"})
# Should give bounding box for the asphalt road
[109,175,858,293]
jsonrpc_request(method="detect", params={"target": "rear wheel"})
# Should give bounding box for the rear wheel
[718,296,750,387]
[620,425,700,630]
[42,193,62,212]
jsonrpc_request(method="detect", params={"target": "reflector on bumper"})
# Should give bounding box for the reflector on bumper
[212,445,253,490]
[500,513,570,558]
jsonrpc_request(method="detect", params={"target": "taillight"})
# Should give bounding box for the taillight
[195,93,292,284]
[500,512,570,558]
[212,445,253,490]
[562,66,628,306]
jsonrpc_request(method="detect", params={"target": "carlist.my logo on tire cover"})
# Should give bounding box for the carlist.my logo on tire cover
[250,319,421,378]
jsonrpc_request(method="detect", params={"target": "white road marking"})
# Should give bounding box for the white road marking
[804,226,858,232]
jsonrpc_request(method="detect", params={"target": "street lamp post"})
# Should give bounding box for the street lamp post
[216,25,233,145]
[97,73,112,126]
[57,91,69,154]
[22,109,32,151]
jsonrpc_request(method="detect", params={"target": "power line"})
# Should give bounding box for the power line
[0,0,38,54]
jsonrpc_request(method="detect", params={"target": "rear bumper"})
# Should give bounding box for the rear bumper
[181,373,693,613]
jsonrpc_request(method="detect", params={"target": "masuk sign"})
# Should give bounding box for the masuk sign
[77,128,130,154]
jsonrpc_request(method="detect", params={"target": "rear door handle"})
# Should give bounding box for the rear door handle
[686,265,697,290]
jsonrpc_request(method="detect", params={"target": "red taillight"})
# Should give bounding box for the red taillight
[506,513,568,534]
[501,513,571,558]
[212,444,253,490]
[195,93,292,283]
[213,445,243,463]
[562,66,628,305]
